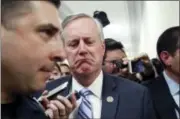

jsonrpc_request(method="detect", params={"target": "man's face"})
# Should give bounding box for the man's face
[104,49,126,74]
[60,65,71,77]
[63,17,105,75]
[170,49,180,77]
[1,1,65,94]
[161,47,180,81]
[50,66,62,81]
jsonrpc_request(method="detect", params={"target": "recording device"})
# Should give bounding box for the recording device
[112,60,128,69]
[38,91,80,111]
[111,59,128,74]
[130,59,144,73]
[37,82,81,103]
[93,10,110,27]
[111,59,144,74]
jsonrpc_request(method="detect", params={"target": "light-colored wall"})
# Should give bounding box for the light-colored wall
[60,1,133,57]
[139,1,179,58]
[59,1,179,59]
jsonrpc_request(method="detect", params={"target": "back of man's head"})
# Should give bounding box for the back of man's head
[104,38,126,60]
[156,26,179,67]
[1,0,61,29]
[105,38,124,51]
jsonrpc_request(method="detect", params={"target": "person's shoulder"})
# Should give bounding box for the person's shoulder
[105,73,147,92]
[17,96,48,119]
[22,96,41,109]
[142,75,163,88]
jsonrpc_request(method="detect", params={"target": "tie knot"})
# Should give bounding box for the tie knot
[79,88,92,97]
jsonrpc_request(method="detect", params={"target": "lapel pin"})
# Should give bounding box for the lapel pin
[106,96,114,103]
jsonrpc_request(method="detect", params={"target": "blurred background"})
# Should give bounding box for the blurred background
[59,1,179,59]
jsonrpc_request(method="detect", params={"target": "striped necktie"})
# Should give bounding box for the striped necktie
[76,88,93,119]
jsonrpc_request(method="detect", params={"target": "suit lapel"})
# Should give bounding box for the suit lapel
[155,75,177,119]
[101,73,119,119]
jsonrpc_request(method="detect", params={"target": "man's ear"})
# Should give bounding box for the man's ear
[101,41,106,65]
[160,51,172,66]
[102,40,105,55]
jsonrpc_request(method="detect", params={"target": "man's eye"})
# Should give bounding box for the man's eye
[84,38,94,45]
[86,40,94,45]
[69,42,78,47]
[39,29,56,39]
[43,30,53,36]
[68,40,79,47]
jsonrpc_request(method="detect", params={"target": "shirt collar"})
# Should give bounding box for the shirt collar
[72,71,103,99]
[163,71,180,96]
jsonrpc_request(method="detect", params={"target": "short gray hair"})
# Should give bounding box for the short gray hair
[61,13,104,41]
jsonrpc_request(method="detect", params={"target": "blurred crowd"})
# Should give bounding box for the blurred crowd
[102,38,164,83]
[49,38,164,84]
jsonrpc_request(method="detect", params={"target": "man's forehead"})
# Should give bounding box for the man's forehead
[63,29,94,37]
[31,1,62,30]
[62,25,97,38]
[64,17,97,29]
[68,18,96,28]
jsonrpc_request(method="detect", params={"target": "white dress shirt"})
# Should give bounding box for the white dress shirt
[163,71,180,119]
[69,71,103,119]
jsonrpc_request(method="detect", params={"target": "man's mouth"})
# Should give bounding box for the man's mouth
[74,59,93,68]
[40,65,54,73]
[76,59,89,65]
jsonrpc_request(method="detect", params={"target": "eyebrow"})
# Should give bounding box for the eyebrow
[36,23,61,33]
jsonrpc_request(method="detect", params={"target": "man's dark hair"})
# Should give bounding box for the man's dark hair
[1,0,61,29]
[151,58,164,75]
[103,38,126,60]
[156,26,180,67]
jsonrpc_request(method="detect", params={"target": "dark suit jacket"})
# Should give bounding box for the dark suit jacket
[143,73,179,119]
[34,72,156,119]
[2,96,48,119]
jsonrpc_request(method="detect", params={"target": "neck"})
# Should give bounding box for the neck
[1,71,16,104]
[1,90,16,104]
[165,69,180,84]
[73,70,101,87]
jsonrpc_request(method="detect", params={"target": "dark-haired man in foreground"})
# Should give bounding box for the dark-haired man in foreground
[1,1,75,119]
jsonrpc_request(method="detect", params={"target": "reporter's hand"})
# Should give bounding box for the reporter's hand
[41,93,77,119]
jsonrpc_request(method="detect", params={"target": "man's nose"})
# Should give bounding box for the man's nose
[50,39,67,62]
[78,40,88,55]
[50,47,66,62]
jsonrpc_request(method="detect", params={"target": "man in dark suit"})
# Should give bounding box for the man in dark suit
[144,26,180,119]
[36,13,156,119]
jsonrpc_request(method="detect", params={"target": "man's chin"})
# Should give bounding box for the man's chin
[32,83,46,92]
[75,67,93,75]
